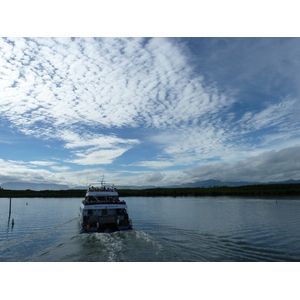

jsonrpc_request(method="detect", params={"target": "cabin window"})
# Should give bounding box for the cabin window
[88,209,93,215]
[108,209,116,215]
[102,209,108,216]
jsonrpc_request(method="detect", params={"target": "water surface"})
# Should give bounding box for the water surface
[1,196,299,261]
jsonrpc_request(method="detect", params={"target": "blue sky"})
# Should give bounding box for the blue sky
[1,37,300,187]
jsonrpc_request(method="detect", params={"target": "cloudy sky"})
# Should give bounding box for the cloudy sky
[1,37,300,187]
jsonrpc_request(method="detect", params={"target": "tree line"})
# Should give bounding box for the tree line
[119,183,300,197]
[0,188,86,198]
[1,183,300,198]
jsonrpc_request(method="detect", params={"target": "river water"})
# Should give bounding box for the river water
[1,196,300,262]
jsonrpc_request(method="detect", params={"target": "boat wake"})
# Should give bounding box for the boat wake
[0,217,78,262]
[26,226,162,262]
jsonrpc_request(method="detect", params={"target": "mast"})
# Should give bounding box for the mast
[100,174,105,186]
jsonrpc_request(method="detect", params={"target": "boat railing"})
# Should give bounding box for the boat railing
[82,199,126,205]
[88,187,116,192]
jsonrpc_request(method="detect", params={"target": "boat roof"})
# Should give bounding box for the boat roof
[87,190,118,196]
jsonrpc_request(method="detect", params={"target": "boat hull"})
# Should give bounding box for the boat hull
[78,203,132,233]
[79,219,132,233]
[79,181,132,233]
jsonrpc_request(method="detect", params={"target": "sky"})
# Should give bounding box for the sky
[1,36,300,188]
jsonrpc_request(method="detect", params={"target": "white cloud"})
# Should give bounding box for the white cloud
[0,159,59,185]
[0,37,232,134]
[67,148,129,165]
[50,166,71,172]
[1,144,300,187]
[132,161,175,168]
[0,37,237,171]
[136,92,300,171]
[0,158,103,187]
[148,124,231,166]
[183,146,300,183]
[238,97,299,133]
[61,131,139,149]
[124,171,166,185]
[142,172,165,183]
[58,130,140,166]
[29,161,57,166]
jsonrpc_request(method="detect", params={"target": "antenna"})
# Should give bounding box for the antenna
[101,174,105,185]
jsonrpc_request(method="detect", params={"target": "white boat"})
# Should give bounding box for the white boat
[78,180,132,233]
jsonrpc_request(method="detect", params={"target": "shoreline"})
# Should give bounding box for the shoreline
[1,183,300,198]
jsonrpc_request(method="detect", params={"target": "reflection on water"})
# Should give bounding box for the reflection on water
[1,196,300,261]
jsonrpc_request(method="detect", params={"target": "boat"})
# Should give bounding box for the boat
[78,180,132,233]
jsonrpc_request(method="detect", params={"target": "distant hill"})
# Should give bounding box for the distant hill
[1,179,300,191]
[119,179,300,189]
[170,179,300,188]
[0,182,70,191]
[116,185,157,190]
[73,186,88,190]
[175,179,257,188]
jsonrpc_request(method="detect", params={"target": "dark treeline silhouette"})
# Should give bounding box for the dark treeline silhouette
[1,183,300,198]
[119,183,300,197]
[0,189,86,198]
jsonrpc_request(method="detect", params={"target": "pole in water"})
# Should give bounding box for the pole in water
[12,218,14,227]
[9,198,12,218]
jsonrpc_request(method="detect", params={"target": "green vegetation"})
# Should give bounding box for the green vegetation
[1,183,300,198]
[119,183,300,197]
[0,188,86,198]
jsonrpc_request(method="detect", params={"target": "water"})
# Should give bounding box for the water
[1,196,300,262]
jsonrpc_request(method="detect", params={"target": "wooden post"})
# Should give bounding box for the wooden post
[8,198,11,218]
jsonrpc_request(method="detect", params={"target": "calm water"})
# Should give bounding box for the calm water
[1,196,300,262]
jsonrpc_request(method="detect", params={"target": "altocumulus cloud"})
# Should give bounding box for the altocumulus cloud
[1,37,300,186]
[0,37,228,162]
